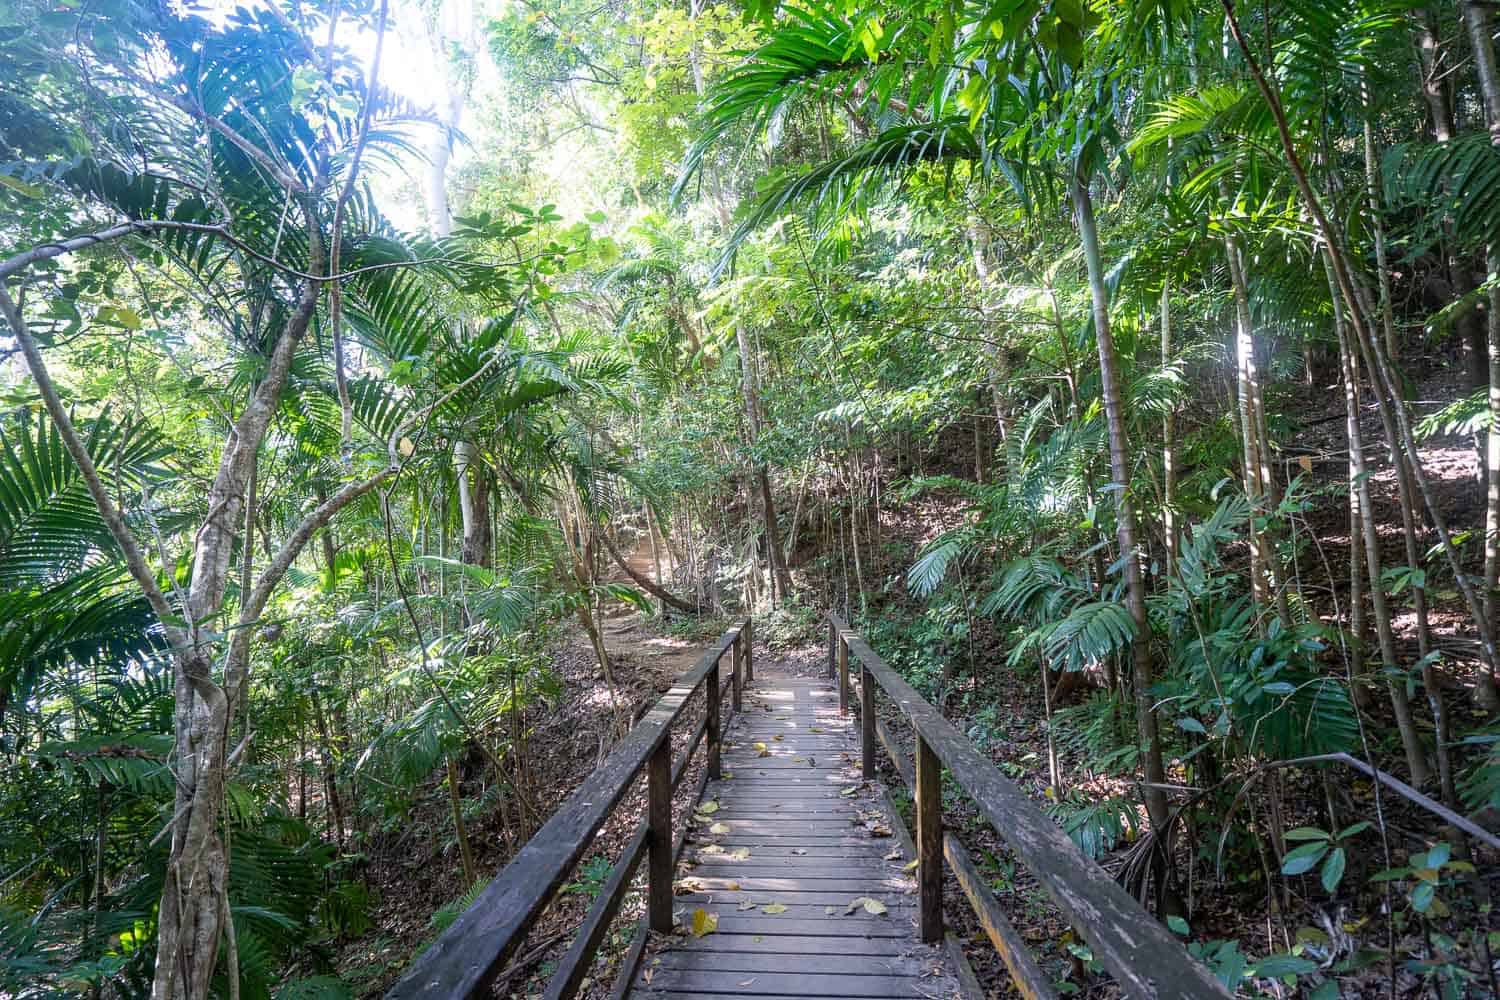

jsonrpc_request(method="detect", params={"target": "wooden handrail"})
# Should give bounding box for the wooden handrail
[387,621,751,1000]
[828,612,1229,1000]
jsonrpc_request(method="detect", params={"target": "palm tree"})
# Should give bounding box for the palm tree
[0,4,542,994]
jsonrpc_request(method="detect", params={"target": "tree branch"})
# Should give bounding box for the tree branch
[598,530,699,614]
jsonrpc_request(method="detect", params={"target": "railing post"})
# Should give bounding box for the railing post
[837,630,849,716]
[860,662,875,779]
[744,618,753,683]
[915,733,943,943]
[731,633,743,714]
[706,658,721,780]
[826,618,836,678]
[647,735,673,933]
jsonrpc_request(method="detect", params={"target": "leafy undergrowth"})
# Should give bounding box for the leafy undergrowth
[335,613,720,997]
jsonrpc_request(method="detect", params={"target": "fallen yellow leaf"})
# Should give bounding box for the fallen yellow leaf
[762,902,787,915]
[709,822,731,835]
[729,847,751,860]
[690,908,719,937]
[697,800,720,815]
[846,896,888,916]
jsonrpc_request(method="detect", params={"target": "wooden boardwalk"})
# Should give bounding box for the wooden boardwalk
[631,669,961,1000]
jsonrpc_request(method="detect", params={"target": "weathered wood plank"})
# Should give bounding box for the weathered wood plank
[944,932,986,1000]
[648,736,674,932]
[387,623,744,999]
[838,632,850,715]
[543,823,646,1000]
[707,662,721,780]
[668,933,912,956]
[651,951,927,976]
[943,832,1057,1000]
[831,613,1229,999]
[678,915,911,937]
[914,734,942,944]
[860,666,876,779]
[637,970,924,997]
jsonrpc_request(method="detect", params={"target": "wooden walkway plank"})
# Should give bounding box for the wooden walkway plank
[629,671,960,1000]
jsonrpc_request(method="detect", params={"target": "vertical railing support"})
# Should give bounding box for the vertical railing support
[915,733,943,943]
[827,618,836,678]
[744,618,754,683]
[837,630,850,716]
[731,633,743,714]
[647,735,673,933]
[860,662,875,779]
[707,658,721,780]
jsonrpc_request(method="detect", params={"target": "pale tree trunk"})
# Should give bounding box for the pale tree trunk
[1068,172,1171,842]
[1161,281,1179,572]
[1225,234,1292,625]
[422,0,489,574]
[1226,242,1272,606]
[1461,0,1500,709]
[1198,37,1289,623]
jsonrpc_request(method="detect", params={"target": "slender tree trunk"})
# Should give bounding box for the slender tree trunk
[734,321,792,602]
[1326,257,1430,786]
[1462,0,1500,708]
[1226,236,1291,624]
[446,755,476,883]
[1162,281,1179,573]
[310,690,346,848]
[1068,171,1171,839]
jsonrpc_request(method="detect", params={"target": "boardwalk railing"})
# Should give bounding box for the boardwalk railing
[387,620,754,1000]
[827,612,1229,1000]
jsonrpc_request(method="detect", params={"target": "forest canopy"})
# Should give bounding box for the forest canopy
[2,0,1500,997]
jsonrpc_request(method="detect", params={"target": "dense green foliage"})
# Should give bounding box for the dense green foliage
[3,0,1500,997]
